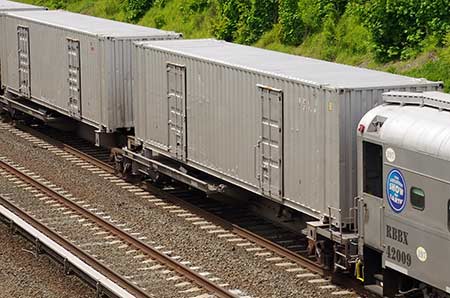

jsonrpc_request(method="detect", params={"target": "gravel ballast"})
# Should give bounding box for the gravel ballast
[0,172,198,298]
[0,123,355,298]
[0,218,94,298]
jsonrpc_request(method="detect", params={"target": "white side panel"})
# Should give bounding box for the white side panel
[2,15,102,127]
[133,46,338,217]
[132,42,443,222]
[1,14,179,132]
[133,46,170,150]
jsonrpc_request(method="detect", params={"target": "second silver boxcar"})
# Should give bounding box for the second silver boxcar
[1,10,181,132]
[132,39,441,225]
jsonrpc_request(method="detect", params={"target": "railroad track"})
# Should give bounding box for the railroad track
[15,123,328,275]
[0,121,365,297]
[20,124,116,170]
[0,156,239,298]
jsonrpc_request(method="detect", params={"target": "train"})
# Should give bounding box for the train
[0,1,449,297]
[0,7,181,144]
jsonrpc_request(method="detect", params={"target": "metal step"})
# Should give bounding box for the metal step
[364,284,383,297]
[334,262,347,271]
[374,273,383,283]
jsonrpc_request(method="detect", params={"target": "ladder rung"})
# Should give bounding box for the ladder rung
[335,251,346,257]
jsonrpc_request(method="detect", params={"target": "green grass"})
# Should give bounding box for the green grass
[18,0,126,20]
[14,0,450,91]
[138,0,217,39]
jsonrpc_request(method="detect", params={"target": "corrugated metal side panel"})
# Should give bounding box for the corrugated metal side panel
[133,44,444,221]
[132,44,143,140]
[135,45,343,217]
[123,39,133,128]
[110,39,124,130]
[3,14,179,132]
[2,15,103,126]
[81,33,102,126]
[101,38,111,129]
[110,39,134,130]
[284,86,340,218]
[149,45,169,148]
[30,20,101,125]
[2,14,18,90]
[184,61,346,218]
[134,46,262,187]
[186,56,261,188]
[131,44,141,137]
[111,38,181,131]
[133,45,170,150]
[337,84,443,221]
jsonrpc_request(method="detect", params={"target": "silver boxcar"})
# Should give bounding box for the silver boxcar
[358,91,450,294]
[0,10,181,132]
[0,1,46,92]
[132,39,441,225]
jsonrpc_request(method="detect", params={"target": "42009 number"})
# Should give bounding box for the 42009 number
[386,245,412,267]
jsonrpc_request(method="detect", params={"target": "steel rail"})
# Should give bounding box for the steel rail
[15,124,369,295]
[145,184,328,276]
[0,159,239,298]
[16,124,115,174]
[143,187,372,296]
[16,123,329,275]
[0,193,149,298]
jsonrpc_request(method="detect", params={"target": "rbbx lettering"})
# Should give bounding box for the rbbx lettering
[386,225,408,245]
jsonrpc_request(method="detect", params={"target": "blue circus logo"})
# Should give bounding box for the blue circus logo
[386,169,407,213]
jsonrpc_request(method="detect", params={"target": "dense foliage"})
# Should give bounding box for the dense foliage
[244,0,278,44]
[213,0,277,44]
[361,0,450,61]
[213,0,348,46]
[16,0,450,90]
[213,0,249,41]
[278,0,304,45]
[124,0,153,21]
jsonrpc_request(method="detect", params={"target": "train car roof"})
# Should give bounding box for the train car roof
[0,0,45,11]
[135,39,441,90]
[359,91,450,161]
[4,9,181,39]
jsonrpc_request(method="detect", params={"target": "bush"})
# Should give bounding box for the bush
[182,0,210,13]
[361,0,450,61]
[213,0,250,41]
[214,0,277,44]
[242,0,278,44]
[298,0,348,33]
[125,0,153,22]
[37,0,67,9]
[279,0,304,45]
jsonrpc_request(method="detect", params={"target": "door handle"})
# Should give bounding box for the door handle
[380,205,385,247]
[254,139,262,180]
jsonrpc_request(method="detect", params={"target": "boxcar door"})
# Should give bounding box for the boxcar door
[258,85,284,200]
[17,26,31,98]
[67,39,82,120]
[167,63,187,161]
